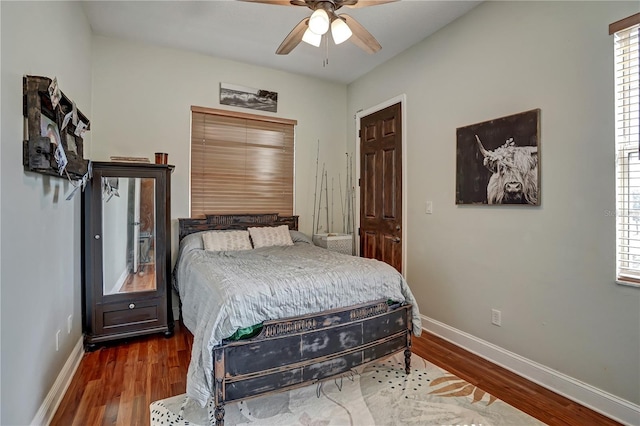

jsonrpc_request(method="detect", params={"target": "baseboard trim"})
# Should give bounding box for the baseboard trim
[31,336,84,426]
[421,315,640,426]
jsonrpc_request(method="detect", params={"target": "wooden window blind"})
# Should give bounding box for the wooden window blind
[190,107,296,218]
[612,15,640,286]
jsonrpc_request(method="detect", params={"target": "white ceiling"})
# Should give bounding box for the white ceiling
[83,0,481,84]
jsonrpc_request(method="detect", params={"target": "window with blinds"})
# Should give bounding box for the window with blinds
[613,15,640,285]
[190,107,296,218]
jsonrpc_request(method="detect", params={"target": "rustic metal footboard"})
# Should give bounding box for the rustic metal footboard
[208,299,413,426]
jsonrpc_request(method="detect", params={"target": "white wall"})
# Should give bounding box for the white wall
[3,1,637,422]
[348,1,640,405]
[0,2,93,424]
[91,36,348,243]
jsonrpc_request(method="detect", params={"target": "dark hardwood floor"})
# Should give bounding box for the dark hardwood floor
[51,322,193,426]
[413,333,621,426]
[51,322,620,426]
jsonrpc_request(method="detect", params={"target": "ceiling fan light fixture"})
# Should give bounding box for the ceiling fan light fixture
[308,8,330,35]
[331,17,352,44]
[302,28,322,47]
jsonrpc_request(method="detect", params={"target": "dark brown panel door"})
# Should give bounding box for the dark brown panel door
[359,103,402,272]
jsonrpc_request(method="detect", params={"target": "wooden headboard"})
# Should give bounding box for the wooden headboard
[178,213,299,242]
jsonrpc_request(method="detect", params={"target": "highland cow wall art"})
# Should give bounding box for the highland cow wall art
[456,109,540,206]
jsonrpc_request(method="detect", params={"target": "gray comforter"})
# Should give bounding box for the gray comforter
[173,231,422,406]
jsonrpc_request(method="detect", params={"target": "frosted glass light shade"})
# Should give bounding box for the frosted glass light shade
[309,9,330,35]
[331,18,352,44]
[302,28,322,47]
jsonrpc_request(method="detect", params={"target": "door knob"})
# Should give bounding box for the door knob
[395,225,401,231]
[94,235,101,240]
[393,237,401,243]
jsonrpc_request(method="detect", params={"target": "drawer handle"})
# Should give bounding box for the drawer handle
[94,234,101,240]
[128,303,135,309]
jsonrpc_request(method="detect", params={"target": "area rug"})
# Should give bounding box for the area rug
[150,352,545,425]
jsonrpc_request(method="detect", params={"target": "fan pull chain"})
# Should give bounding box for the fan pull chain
[323,35,329,67]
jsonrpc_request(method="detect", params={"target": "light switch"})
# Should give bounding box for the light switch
[426,201,433,214]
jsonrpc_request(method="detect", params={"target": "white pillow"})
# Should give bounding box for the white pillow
[202,230,253,252]
[248,225,294,249]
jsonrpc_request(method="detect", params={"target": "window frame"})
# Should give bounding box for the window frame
[612,13,640,287]
[189,106,297,218]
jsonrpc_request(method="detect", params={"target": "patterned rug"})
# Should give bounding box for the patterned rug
[150,353,545,425]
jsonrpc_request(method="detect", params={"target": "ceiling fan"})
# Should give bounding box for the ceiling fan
[242,0,395,55]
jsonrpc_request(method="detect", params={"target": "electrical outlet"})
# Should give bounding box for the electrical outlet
[56,330,61,351]
[426,201,433,214]
[491,309,502,326]
[67,315,73,334]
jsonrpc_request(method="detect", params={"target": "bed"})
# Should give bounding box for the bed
[174,213,422,426]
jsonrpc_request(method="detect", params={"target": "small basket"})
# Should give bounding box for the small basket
[312,233,353,255]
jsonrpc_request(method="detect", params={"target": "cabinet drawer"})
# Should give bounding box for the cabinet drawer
[96,298,166,334]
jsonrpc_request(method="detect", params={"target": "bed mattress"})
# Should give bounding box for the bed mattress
[173,232,422,406]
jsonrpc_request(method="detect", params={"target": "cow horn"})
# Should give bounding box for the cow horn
[475,135,490,158]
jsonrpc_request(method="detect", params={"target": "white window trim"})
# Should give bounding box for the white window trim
[613,17,640,288]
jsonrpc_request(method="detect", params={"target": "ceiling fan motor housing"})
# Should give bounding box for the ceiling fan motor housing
[259,0,387,55]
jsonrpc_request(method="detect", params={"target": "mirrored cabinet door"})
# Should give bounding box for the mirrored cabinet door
[82,162,173,350]
[101,176,157,295]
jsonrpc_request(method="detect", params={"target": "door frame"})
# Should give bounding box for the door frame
[354,94,408,276]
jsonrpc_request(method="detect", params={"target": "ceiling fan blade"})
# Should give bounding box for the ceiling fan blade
[239,0,305,6]
[342,0,397,8]
[276,18,309,55]
[341,14,381,54]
